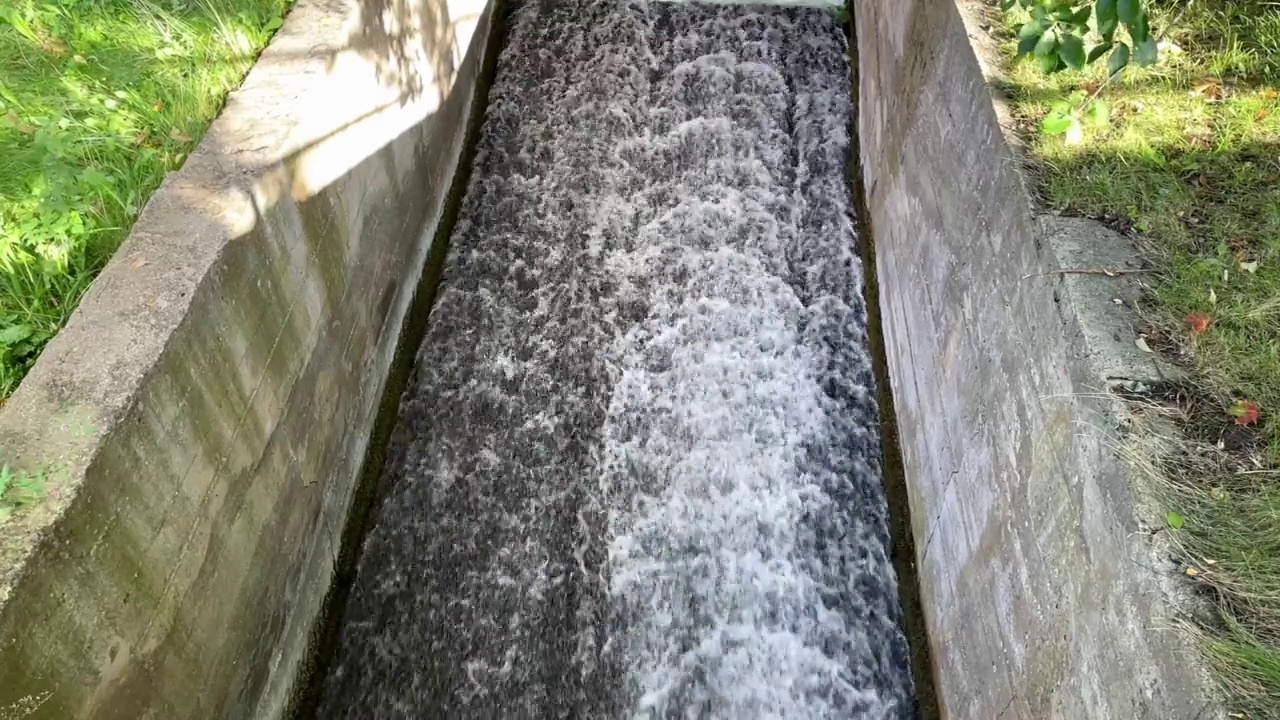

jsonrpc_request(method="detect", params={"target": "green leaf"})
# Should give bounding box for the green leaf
[1087,42,1114,63]
[1134,33,1158,66]
[1019,18,1047,41]
[1031,5,1048,21]
[1035,28,1058,58]
[1108,42,1131,76]
[1097,0,1119,38]
[1100,20,1117,42]
[1118,0,1140,26]
[1166,511,1185,529]
[1001,0,1017,10]
[1071,6,1092,25]
[1038,50,1061,73]
[0,325,32,346]
[1086,99,1109,125]
[1018,34,1040,56]
[1131,9,1150,43]
[1042,111,1075,134]
[1059,33,1086,69]
[265,16,284,31]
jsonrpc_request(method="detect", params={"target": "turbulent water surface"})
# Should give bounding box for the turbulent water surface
[318,1,914,717]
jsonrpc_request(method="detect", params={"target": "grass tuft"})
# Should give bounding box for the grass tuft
[992,0,1280,714]
[0,0,290,398]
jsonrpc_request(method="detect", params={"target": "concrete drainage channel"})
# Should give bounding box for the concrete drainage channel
[0,1,1215,719]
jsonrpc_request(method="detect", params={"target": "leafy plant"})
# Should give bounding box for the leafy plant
[1040,89,1110,143]
[1002,0,1158,75]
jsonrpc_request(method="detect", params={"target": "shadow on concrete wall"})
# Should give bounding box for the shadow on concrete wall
[339,0,461,104]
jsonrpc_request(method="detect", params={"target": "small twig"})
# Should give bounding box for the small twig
[1021,267,1159,279]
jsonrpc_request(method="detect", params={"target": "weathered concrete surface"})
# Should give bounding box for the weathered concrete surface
[853,1,1217,718]
[0,0,494,717]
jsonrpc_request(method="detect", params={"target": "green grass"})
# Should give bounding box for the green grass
[993,0,1280,715]
[0,0,290,398]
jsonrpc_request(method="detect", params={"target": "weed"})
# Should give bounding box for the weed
[0,692,52,720]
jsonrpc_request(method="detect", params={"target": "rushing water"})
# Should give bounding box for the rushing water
[317,2,914,717]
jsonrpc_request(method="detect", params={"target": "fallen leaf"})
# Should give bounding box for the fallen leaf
[1257,108,1271,122]
[1192,80,1222,99]
[1166,511,1185,529]
[130,258,149,269]
[1240,260,1259,274]
[1184,312,1211,334]
[153,100,164,112]
[72,54,87,64]
[1262,88,1279,101]
[133,131,148,145]
[1136,337,1153,353]
[1184,567,1200,577]
[1209,288,1217,306]
[1228,399,1261,426]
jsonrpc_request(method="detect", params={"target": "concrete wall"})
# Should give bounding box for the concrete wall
[0,0,494,717]
[853,1,1215,718]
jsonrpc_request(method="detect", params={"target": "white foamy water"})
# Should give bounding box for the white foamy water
[318,2,913,717]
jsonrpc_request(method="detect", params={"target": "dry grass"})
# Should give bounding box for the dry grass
[1120,387,1280,717]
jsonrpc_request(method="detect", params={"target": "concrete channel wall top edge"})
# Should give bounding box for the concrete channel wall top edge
[0,0,494,717]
